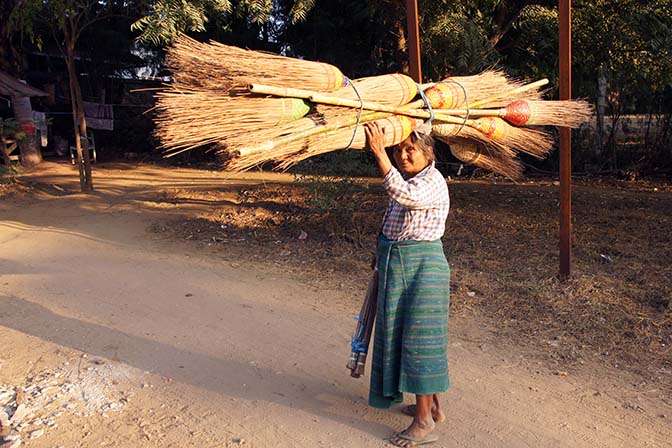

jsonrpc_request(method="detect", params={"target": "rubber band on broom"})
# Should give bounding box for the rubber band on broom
[343,77,364,150]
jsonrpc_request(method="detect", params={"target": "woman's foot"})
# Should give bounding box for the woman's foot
[389,417,437,447]
[401,404,446,423]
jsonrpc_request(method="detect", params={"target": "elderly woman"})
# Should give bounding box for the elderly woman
[364,122,451,448]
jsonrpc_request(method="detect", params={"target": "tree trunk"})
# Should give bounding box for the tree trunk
[10,94,42,167]
[65,44,94,193]
[595,65,607,158]
[0,122,12,167]
[394,20,409,76]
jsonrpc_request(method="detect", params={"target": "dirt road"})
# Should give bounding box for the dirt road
[1,162,670,447]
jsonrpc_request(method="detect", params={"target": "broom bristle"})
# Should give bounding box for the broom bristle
[440,137,523,179]
[167,34,346,92]
[223,115,419,172]
[503,100,593,127]
[470,117,554,159]
[155,89,311,154]
[432,123,516,157]
[221,74,418,150]
[275,115,420,170]
[410,70,543,110]
[332,74,418,106]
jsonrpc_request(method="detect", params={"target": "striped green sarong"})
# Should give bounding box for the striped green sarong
[369,235,451,409]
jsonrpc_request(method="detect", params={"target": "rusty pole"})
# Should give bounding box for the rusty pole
[406,0,422,82]
[559,0,572,280]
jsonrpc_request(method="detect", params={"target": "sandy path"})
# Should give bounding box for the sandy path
[1,162,670,447]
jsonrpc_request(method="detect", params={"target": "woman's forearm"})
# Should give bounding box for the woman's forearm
[364,122,393,177]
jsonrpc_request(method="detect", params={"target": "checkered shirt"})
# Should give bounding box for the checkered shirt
[380,162,450,241]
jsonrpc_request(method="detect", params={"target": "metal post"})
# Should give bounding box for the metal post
[406,0,422,83]
[559,0,572,280]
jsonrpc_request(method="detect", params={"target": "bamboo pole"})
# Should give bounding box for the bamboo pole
[249,80,553,123]
[248,84,463,122]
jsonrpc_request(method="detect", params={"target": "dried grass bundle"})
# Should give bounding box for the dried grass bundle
[167,34,346,93]
[331,73,418,106]
[493,99,593,127]
[408,70,544,110]
[276,115,420,170]
[440,137,523,178]
[224,115,419,172]
[469,117,554,158]
[155,89,311,156]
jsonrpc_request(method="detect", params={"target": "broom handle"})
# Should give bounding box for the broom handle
[249,84,466,122]
[236,106,502,158]
[249,81,549,122]
[249,84,428,118]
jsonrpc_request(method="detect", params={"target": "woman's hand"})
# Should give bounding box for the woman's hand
[365,122,393,177]
[365,122,386,157]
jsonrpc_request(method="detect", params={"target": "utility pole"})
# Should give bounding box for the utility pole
[559,0,572,280]
[405,0,422,83]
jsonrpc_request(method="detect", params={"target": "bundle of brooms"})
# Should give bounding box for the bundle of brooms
[155,34,593,178]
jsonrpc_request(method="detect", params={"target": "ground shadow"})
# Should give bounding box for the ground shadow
[0,295,394,438]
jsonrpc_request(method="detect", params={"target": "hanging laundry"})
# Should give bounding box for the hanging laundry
[83,101,114,130]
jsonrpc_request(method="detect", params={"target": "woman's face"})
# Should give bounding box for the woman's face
[392,137,430,177]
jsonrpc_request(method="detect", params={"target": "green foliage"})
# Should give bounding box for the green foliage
[132,0,232,45]
[507,5,557,80]
[0,118,26,143]
[288,0,316,24]
[132,0,317,45]
[297,174,363,213]
[424,13,499,76]
[291,150,379,178]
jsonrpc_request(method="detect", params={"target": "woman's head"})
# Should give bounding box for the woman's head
[392,130,435,177]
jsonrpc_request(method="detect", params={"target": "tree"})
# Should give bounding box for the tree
[2,0,44,166]
[557,0,672,167]
[132,0,317,45]
[14,1,148,191]
[22,1,120,191]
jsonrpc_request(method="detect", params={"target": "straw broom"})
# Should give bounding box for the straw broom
[218,77,553,165]
[276,115,421,170]
[221,71,540,153]
[404,71,545,110]
[202,71,536,156]
[468,99,593,127]
[157,37,589,175]
[439,136,523,178]
[167,34,347,92]
[155,89,312,156]
[224,114,420,172]
[219,73,421,152]
[248,84,555,158]
[158,73,419,156]
[160,74,415,156]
